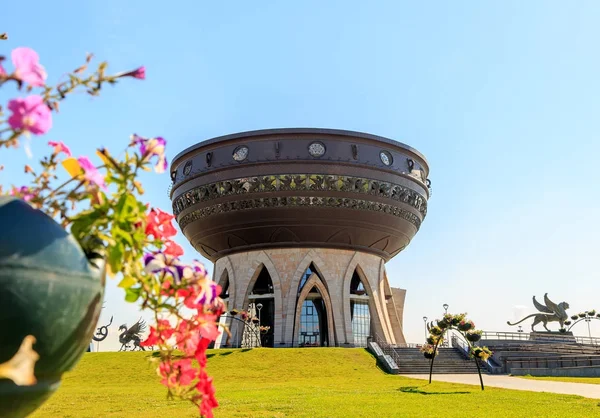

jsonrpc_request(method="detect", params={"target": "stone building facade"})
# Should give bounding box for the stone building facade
[169,128,430,348]
[214,248,407,347]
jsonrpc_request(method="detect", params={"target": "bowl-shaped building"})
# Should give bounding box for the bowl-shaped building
[170,128,430,347]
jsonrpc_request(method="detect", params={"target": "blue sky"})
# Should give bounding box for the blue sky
[2,1,599,349]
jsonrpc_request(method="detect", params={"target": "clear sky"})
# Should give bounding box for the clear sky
[2,1,599,350]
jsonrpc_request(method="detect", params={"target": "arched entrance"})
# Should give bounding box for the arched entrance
[350,268,372,347]
[247,265,275,347]
[294,268,336,347]
[298,288,329,347]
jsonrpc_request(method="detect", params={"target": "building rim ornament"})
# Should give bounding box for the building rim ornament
[172,173,428,217]
[178,195,422,231]
[171,128,430,171]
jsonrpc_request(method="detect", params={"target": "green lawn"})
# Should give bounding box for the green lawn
[32,348,600,418]
[517,375,600,385]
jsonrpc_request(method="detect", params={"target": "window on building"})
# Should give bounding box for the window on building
[351,301,371,347]
[298,286,329,347]
[298,262,322,294]
[350,269,367,295]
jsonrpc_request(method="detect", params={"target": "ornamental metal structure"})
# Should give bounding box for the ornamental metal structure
[170,128,431,347]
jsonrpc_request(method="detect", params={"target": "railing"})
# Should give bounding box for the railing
[372,334,408,367]
[481,331,600,346]
[449,331,502,374]
[167,183,173,198]
[507,355,600,371]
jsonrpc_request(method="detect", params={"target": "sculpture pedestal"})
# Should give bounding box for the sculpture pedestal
[530,331,576,343]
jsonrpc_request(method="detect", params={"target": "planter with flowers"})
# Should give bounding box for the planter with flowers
[465,330,482,342]
[423,312,491,390]
[420,344,438,360]
[0,39,222,418]
[457,319,475,332]
[564,308,600,334]
[470,347,493,362]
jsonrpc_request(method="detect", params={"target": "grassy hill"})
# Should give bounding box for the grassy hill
[32,348,598,417]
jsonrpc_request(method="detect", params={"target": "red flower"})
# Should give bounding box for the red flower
[163,239,184,257]
[158,358,197,388]
[145,208,177,240]
[140,319,174,347]
[196,370,218,418]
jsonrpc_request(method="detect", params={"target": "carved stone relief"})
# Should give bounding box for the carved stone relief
[172,173,428,217]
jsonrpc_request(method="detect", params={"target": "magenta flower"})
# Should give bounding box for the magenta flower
[11,47,47,87]
[77,156,107,190]
[7,95,52,135]
[130,66,145,80]
[48,141,72,157]
[10,186,35,202]
[131,134,168,173]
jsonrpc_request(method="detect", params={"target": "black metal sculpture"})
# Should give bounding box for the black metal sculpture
[87,302,112,352]
[118,319,147,351]
[92,316,113,342]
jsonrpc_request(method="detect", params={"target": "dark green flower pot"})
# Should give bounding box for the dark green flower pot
[0,197,105,417]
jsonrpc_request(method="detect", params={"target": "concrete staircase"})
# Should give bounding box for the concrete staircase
[392,347,484,374]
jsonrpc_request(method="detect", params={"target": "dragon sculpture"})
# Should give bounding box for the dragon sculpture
[507,293,570,332]
[92,316,113,342]
[118,319,147,351]
[87,301,112,352]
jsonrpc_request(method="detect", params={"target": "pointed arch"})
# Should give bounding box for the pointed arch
[240,251,283,344]
[218,269,230,299]
[213,256,235,348]
[283,249,330,343]
[293,273,336,347]
[342,254,387,344]
[214,256,236,308]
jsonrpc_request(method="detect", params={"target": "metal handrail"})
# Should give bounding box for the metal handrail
[372,334,406,367]
[481,331,600,346]
[507,356,600,370]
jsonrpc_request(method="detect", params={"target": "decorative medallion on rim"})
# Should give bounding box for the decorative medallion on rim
[232,146,249,162]
[308,142,326,158]
[183,160,193,176]
[380,151,393,166]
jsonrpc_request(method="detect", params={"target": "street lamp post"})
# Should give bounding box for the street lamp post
[256,303,263,346]
[423,316,428,339]
[586,316,592,338]
[442,304,449,347]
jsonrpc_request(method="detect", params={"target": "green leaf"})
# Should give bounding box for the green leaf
[124,287,140,303]
[108,243,124,274]
[118,276,137,289]
[112,226,134,246]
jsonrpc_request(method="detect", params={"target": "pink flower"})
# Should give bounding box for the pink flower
[48,141,71,157]
[11,47,47,87]
[10,186,35,202]
[77,156,107,190]
[130,66,145,80]
[7,96,52,135]
[0,61,6,77]
[131,134,167,173]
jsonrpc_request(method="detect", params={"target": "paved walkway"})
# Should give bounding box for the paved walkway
[402,374,600,399]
